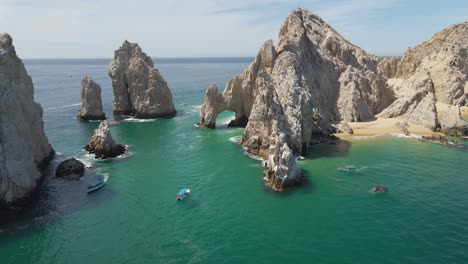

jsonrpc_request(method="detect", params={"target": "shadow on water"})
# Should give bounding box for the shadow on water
[306,137,352,159]
[0,155,117,243]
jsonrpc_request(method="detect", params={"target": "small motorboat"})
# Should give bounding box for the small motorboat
[177,188,191,201]
[87,178,106,193]
[371,185,388,193]
[338,165,356,172]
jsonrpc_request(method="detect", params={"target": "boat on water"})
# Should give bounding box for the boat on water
[87,178,106,193]
[177,188,191,201]
[371,185,388,193]
[338,165,356,172]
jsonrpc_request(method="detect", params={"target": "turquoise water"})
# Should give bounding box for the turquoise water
[1,59,468,263]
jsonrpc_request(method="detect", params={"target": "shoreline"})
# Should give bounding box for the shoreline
[334,118,435,140]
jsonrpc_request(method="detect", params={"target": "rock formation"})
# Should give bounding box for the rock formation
[109,40,176,118]
[84,121,125,159]
[393,22,468,106]
[77,76,106,120]
[376,22,468,132]
[438,105,468,136]
[199,8,396,190]
[378,74,439,130]
[55,158,85,180]
[0,33,54,205]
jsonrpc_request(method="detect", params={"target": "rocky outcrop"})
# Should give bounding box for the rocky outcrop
[84,121,126,159]
[0,33,55,205]
[198,84,226,128]
[55,158,85,180]
[377,57,401,79]
[393,22,468,105]
[438,105,468,136]
[109,40,176,118]
[378,73,439,130]
[394,121,410,135]
[77,76,105,120]
[199,8,396,190]
[198,40,277,128]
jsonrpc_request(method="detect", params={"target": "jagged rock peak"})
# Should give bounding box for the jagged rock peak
[109,40,176,118]
[0,33,55,205]
[84,121,126,159]
[394,22,468,105]
[198,8,396,191]
[77,76,106,121]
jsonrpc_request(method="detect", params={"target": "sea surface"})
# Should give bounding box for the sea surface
[1,58,468,264]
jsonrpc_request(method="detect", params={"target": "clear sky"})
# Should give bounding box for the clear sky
[1,0,467,58]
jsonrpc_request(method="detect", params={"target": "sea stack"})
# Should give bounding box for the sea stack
[0,33,55,205]
[199,8,395,190]
[84,121,126,159]
[108,40,176,118]
[77,76,106,120]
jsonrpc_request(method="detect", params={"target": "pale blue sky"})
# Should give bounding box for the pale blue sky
[1,0,467,58]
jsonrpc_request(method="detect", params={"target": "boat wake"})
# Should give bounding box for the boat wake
[123,117,158,123]
[44,103,81,111]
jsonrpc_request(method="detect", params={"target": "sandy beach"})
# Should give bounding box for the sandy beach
[334,118,435,140]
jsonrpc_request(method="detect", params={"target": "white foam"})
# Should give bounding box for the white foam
[123,117,158,123]
[44,103,81,111]
[229,136,242,144]
[351,132,421,140]
[243,147,266,162]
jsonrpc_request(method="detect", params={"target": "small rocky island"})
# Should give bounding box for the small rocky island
[77,76,106,120]
[109,40,176,118]
[85,121,126,159]
[0,33,55,206]
[198,8,468,191]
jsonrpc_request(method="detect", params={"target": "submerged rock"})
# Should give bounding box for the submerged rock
[77,76,106,120]
[109,40,176,118]
[55,158,85,180]
[0,33,55,205]
[84,121,126,159]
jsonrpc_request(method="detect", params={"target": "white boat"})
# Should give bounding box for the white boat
[177,188,191,201]
[338,165,356,172]
[87,179,105,193]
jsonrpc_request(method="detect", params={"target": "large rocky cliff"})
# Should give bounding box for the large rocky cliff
[199,8,396,190]
[109,41,176,118]
[0,33,54,205]
[377,22,468,132]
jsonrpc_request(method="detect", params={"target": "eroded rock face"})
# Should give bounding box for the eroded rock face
[198,40,277,128]
[55,158,85,180]
[77,76,105,120]
[198,84,226,128]
[0,33,55,205]
[84,121,125,159]
[394,22,468,105]
[377,57,401,79]
[378,74,439,130]
[109,41,176,118]
[438,105,468,136]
